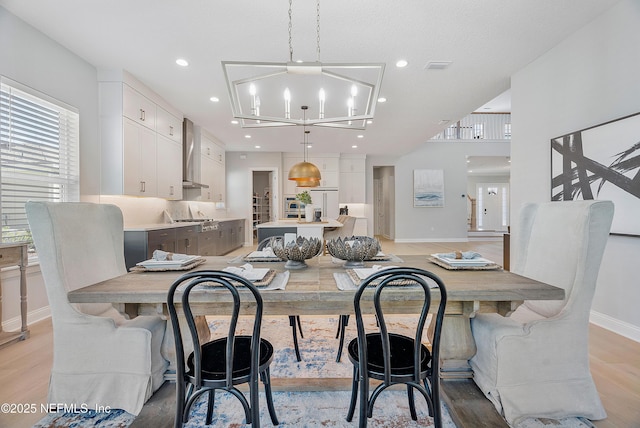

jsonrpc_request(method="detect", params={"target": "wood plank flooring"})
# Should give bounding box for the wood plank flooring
[1,239,638,428]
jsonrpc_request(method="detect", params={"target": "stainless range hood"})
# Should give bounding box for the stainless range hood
[182,118,209,189]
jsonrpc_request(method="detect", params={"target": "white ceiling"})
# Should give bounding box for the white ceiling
[1,0,619,156]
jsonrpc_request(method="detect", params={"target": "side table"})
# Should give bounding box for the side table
[0,243,29,348]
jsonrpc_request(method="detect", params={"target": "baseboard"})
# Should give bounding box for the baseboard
[590,310,640,343]
[1,305,51,332]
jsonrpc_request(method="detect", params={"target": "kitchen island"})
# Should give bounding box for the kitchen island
[255,218,342,242]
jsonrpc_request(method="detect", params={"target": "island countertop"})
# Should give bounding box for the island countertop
[255,218,342,228]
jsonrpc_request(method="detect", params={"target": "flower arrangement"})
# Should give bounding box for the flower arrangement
[296,190,312,205]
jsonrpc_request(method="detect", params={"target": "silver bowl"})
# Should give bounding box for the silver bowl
[327,236,381,268]
[271,236,322,269]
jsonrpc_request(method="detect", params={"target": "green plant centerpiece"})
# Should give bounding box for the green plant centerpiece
[296,190,314,222]
[296,190,312,205]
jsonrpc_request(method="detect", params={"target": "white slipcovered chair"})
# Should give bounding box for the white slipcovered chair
[470,200,614,424]
[26,201,168,415]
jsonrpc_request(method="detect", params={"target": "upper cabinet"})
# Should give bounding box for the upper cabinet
[198,130,226,205]
[122,83,156,130]
[339,155,366,203]
[99,70,183,200]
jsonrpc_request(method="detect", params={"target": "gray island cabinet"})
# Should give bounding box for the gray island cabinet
[124,219,245,269]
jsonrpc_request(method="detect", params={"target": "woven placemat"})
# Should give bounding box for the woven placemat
[254,268,278,286]
[231,269,278,286]
[129,257,206,272]
[427,257,502,271]
[242,256,284,263]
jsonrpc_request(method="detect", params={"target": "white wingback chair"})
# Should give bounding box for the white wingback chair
[26,201,168,415]
[470,200,614,424]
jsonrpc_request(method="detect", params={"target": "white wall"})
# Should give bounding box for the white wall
[0,7,101,201]
[226,151,285,244]
[1,7,101,327]
[511,0,640,339]
[370,141,510,241]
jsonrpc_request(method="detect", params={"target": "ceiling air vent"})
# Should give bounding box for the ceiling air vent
[424,61,452,70]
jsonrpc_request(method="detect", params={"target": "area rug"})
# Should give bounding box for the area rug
[34,316,596,428]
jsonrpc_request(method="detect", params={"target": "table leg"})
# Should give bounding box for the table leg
[19,263,29,338]
[438,304,477,379]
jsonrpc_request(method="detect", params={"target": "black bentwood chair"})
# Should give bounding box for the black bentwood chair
[345,267,447,428]
[256,235,304,362]
[167,270,279,427]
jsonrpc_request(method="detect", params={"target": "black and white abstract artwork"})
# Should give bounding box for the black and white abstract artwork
[414,169,444,207]
[551,112,640,236]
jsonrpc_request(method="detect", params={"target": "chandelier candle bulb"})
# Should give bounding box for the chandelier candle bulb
[284,88,291,119]
[319,88,325,119]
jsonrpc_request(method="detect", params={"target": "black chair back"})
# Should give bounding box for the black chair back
[167,270,277,427]
[348,267,448,427]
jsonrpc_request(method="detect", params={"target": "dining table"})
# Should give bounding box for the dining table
[68,253,563,379]
[68,253,563,427]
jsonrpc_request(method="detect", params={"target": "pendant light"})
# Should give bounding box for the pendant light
[288,106,321,187]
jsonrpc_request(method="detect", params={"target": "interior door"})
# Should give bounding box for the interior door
[374,178,384,236]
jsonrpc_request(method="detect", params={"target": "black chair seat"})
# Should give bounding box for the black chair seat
[347,332,431,377]
[187,336,274,381]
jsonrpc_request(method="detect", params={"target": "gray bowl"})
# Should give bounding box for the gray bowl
[327,236,381,268]
[271,236,322,269]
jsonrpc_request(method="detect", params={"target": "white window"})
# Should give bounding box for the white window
[0,77,79,246]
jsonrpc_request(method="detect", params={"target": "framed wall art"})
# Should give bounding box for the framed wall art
[413,169,444,207]
[551,112,640,236]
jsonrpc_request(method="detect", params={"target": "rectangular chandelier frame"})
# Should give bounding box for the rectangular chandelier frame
[222,61,385,130]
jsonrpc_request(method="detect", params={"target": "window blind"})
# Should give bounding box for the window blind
[0,77,79,245]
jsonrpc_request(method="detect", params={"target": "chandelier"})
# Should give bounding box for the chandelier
[288,106,321,187]
[222,0,385,130]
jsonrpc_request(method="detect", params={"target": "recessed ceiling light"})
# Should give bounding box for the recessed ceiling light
[396,59,408,68]
[175,58,189,67]
[352,145,358,149]
[377,97,387,103]
[357,135,364,139]
[367,120,373,124]
[209,96,219,102]
[231,120,239,125]
[245,135,251,139]
[254,145,261,149]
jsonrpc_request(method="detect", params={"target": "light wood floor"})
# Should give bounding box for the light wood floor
[1,239,638,428]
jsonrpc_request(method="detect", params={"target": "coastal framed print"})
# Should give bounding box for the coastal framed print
[551,112,640,236]
[413,169,444,207]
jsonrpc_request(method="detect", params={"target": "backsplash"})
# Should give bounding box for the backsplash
[99,195,224,226]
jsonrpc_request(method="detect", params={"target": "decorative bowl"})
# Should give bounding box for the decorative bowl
[271,236,323,269]
[327,236,381,268]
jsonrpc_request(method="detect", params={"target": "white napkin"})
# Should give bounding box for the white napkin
[152,249,192,261]
[223,263,270,281]
[247,247,276,258]
[353,265,399,280]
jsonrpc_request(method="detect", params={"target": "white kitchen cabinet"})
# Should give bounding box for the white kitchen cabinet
[123,117,157,196]
[99,71,183,199]
[156,134,183,200]
[212,161,226,203]
[339,157,365,173]
[123,83,156,130]
[156,106,182,143]
[199,132,226,204]
[339,172,365,203]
